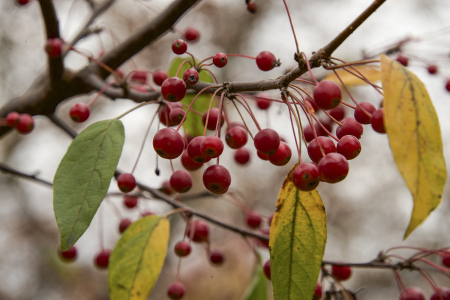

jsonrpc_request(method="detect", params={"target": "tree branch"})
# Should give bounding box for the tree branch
[0,163,53,187]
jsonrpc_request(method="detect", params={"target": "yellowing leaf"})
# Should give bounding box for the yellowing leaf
[381,54,447,239]
[109,215,170,300]
[324,65,381,86]
[269,166,326,300]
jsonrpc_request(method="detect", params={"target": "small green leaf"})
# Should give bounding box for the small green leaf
[381,54,447,239]
[109,215,170,300]
[270,166,327,300]
[167,57,214,136]
[53,119,124,251]
[243,265,268,300]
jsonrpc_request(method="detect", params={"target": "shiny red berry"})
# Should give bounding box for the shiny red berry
[371,108,386,134]
[184,27,200,42]
[225,126,248,149]
[70,103,90,122]
[153,69,168,86]
[17,0,30,5]
[446,79,450,92]
[209,249,225,265]
[256,93,272,110]
[313,80,342,110]
[123,196,138,209]
[431,287,450,300]
[119,218,132,233]
[58,246,77,262]
[399,288,425,300]
[331,265,352,281]
[245,211,262,229]
[174,241,191,257]
[263,259,271,279]
[337,135,361,160]
[169,107,185,125]
[269,142,292,166]
[396,55,409,67]
[213,53,228,68]
[159,102,183,127]
[202,108,224,131]
[153,128,184,159]
[186,220,209,243]
[256,51,277,71]
[16,114,34,134]
[183,68,199,85]
[441,250,450,267]
[6,112,20,127]
[45,38,63,58]
[94,249,111,269]
[329,106,345,121]
[354,102,376,124]
[203,164,231,194]
[307,137,336,163]
[170,170,193,193]
[247,2,257,13]
[167,282,185,300]
[318,153,349,183]
[181,149,204,171]
[254,128,280,156]
[427,64,438,75]
[188,136,209,163]
[172,39,187,55]
[293,163,320,191]
[257,151,269,161]
[160,181,175,195]
[234,148,251,165]
[161,77,186,102]
[336,117,364,139]
[117,173,136,193]
[201,136,224,158]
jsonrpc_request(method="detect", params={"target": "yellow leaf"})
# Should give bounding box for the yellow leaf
[109,215,170,300]
[269,166,326,300]
[381,54,447,239]
[324,65,381,86]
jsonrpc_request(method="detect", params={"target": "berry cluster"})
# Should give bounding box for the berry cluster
[2,112,34,134]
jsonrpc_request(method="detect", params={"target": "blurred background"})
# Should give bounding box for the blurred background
[1,0,450,299]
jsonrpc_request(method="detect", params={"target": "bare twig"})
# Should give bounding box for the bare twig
[0,163,53,187]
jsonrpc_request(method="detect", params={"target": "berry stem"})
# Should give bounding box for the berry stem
[115,101,159,120]
[87,81,115,107]
[164,208,193,218]
[202,88,223,136]
[233,94,262,131]
[392,268,407,293]
[302,52,318,84]
[324,59,380,70]
[282,91,302,160]
[199,68,219,83]
[104,197,122,219]
[282,0,300,54]
[175,60,194,77]
[170,159,175,173]
[214,92,226,137]
[229,99,255,140]
[418,269,438,291]
[340,101,356,109]
[322,109,343,127]
[226,54,257,60]
[293,78,317,86]
[332,69,370,115]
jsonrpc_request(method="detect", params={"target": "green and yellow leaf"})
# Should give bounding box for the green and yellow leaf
[270,166,327,300]
[324,65,381,86]
[53,119,124,251]
[109,215,170,300]
[381,54,447,239]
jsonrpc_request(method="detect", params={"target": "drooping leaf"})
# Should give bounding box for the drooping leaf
[324,65,381,86]
[243,264,268,300]
[109,215,170,300]
[269,166,326,300]
[167,57,214,136]
[381,54,447,239]
[53,119,124,251]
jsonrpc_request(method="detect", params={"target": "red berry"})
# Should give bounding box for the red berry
[446,79,450,92]
[183,68,199,85]
[94,249,111,269]
[305,96,320,112]
[263,259,271,279]
[70,103,90,122]
[159,102,183,127]
[225,126,248,149]
[396,54,409,67]
[371,108,386,134]
[167,282,185,300]
[17,0,30,5]
[58,246,77,262]
[161,77,186,102]
[318,153,349,183]
[153,128,184,159]
[6,112,20,127]
[234,148,251,165]
[441,250,450,267]
[399,288,425,300]
[213,53,228,68]
[174,241,191,257]
[254,128,280,156]
[201,136,224,158]
[45,38,63,58]
[181,149,204,171]
[329,106,345,121]
[117,173,136,193]
[186,220,209,243]
[256,93,272,110]
[188,136,209,163]
[160,180,175,195]
[427,65,438,75]
[336,117,364,139]
[245,211,262,229]
[331,265,352,281]
[203,164,231,194]
[269,142,292,166]
[293,163,320,191]
[257,151,269,161]
[169,107,185,125]
[209,249,225,265]
[431,287,450,300]
[184,27,200,42]
[256,51,278,71]
[313,81,342,110]
[337,135,361,160]
[354,102,376,125]
[130,69,147,84]
[16,114,34,134]
[307,137,336,163]
[172,39,187,55]
[170,170,193,193]
[119,218,132,233]
[123,196,138,209]
[153,69,168,86]
[247,2,257,13]
[303,125,315,142]
[314,283,322,299]
[202,108,224,131]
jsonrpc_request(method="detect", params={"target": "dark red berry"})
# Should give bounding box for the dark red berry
[396,54,409,67]
[17,0,30,5]
[201,136,224,158]
[318,153,349,183]
[188,136,209,163]
[234,148,251,165]
[130,69,147,83]
[313,80,342,110]
[202,108,224,131]
[257,151,269,161]
[441,250,450,267]
[399,288,425,300]
[305,96,320,112]
[123,196,138,209]
[119,218,132,233]
[174,241,191,257]
[256,93,272,110]
[293,163,320,191]
[94,249,111,269]
[203,164,231,194]
[245,211,262,229]
[269,142,292,166]
[209,249,225,265]
[70,103,90,122]
[225,126,248,149]
[160,180,175,195]
[45,38,63,58]
[446,79,450,92]
[58,246,77,262]
[371,108,386,134]
[16,114,34,134]
[184,27,200,42]
[256,51,277,71]
[431,287,450,300]
[307,137,336,163]
[170,170,193,193]
[331,265,352,281]
[172,39,187,55]
[314,283,322,300]
[329,106,345,121]
[263,259,271,280]
[161,77,186,102]
[183,68,199,85]
[213,53,228,68]
[117,173,136,193]
[247,2,257,13]
[427,64,438,75]
[153,128,184,159]
[6,112,20,127]
[153,69,168,86]
[336,117,364,139]
[354,102,376,125]
[254,128,280,156]
[159,102,183,127]
[303,125,315,142]
[181,149,204,171]
[169,107,185,125]
[337,135,361,160]
[167,282,185,300]
[186,220,209,243]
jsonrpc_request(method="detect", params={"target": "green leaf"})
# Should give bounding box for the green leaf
[167,57,214,136]
[269,166,327,300]
[380,54,447,239]
[109,215,170,300]
[243,265,268,300]
[53,119,124,251]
